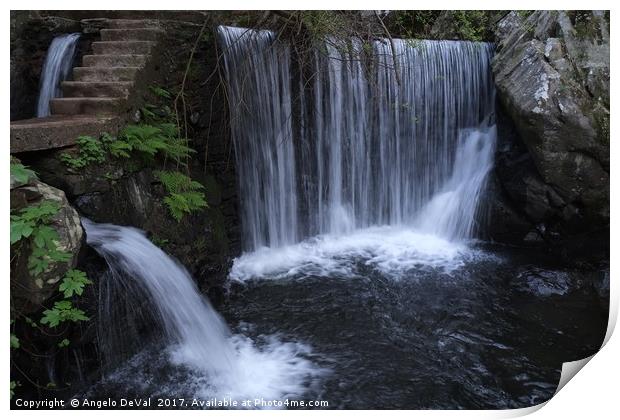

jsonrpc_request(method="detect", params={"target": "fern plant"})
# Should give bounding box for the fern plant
[155,171,208,221]
[110,124,195,165]
[60,135,107,170]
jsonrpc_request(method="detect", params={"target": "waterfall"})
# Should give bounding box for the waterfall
[83,219,325,401]
[217,27,298,251]
[218,26,496,251]
[36,33,80,117]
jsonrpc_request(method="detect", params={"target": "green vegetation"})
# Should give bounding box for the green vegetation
[451,11,490,42]
[111,123,195,165]
[10,381,18,400]
[149,85,172,99]
[59,269,93,298]
[60,135,107,170]
[150,235,170,248]
[392,11,441,39]
[156,170,208,221]
[10,201,72,276]
[299,11,350,42]
[10,334,20,349]
[53,109,206,223]
[10,194,92,396]
[40,300,89,328]
[10,160,37,184]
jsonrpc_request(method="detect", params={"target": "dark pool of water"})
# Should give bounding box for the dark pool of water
[220,244,608,409]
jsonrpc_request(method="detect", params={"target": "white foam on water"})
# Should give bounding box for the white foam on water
[179,334,329,406]
[95,333,327,409]
[230,225,483,282]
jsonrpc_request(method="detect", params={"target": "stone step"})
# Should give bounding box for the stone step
[104,19,160,29]
[92,41,155,55]
[11,116,121,154]
[62,81,133,98]
[100,28,163,42]
[82,54,148,67]
[50,98,125,116]
[73,67,140,82]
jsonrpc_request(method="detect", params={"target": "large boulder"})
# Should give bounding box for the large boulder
[10,171,84,313]
[491,11,609,253]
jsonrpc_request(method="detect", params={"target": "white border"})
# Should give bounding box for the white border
[3,1,617,418]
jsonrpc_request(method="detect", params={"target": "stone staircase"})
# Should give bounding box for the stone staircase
[50,19,162,116]
[11,19,162,153]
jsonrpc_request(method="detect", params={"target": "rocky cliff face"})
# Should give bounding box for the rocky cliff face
[489,11,609,256]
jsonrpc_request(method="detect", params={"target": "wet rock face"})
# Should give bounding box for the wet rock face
[491,11,609,254]
[10,174,84,313]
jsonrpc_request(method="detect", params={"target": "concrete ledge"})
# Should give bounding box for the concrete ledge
[10,116,121,154]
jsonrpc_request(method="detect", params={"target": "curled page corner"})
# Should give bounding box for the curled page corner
[554,355,595,395]
[505,355,599,417]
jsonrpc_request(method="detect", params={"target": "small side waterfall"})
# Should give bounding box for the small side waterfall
[36,33,80,117]
[218,27,496,251]
[83,220,324,401]
[83,220,235,376]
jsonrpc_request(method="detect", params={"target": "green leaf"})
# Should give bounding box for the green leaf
[10,381,19,400]
[149,85,172,99]
[18,201,60,224]
[10,219,34,244]
[40,308,62,328]
[59,269,92,298]
[10,334,20,349]
[55,300,73,310]
[40,300,89,327]
[10,162,37,184]
[28,254,49,276]
[57,339,70,348]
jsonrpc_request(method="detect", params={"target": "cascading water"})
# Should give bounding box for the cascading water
[82,220,326,403]
[36,33,80,117]
[218,26,496,281]
[218,27,496,256]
